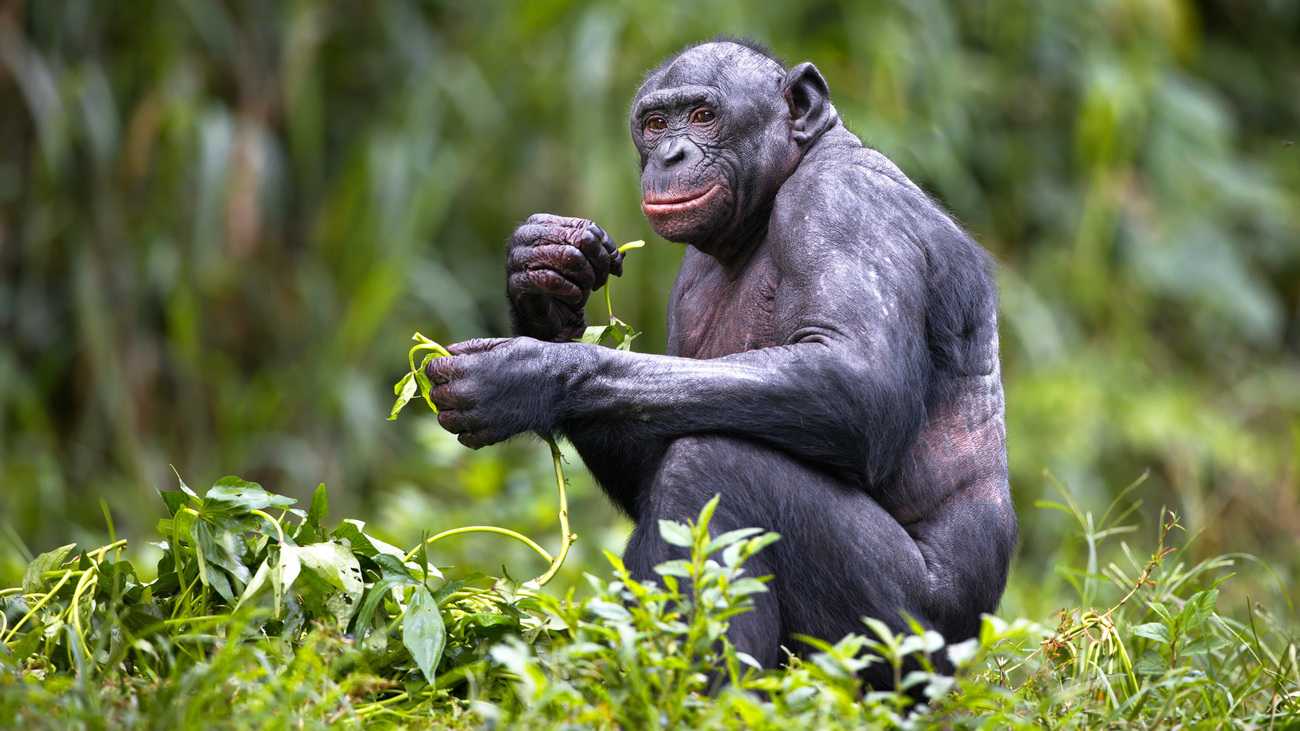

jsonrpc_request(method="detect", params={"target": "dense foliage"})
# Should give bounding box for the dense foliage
[3,476,1297,728]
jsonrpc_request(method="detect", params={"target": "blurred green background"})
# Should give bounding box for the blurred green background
[1,0,1297,616]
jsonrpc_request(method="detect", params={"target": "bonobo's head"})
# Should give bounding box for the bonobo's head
[631,40,837,254]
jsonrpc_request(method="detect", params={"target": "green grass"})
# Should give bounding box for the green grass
[2,472,1298,730]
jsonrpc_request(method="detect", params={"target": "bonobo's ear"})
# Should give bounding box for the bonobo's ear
[782,62,835,147]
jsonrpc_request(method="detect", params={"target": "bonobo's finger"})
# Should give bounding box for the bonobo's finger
[458,429,504,450]
[437,407,482,435]
[525,213,590,229]
[429,377,470,407]
[445,338,510,356]
[509,270,585,306]
[424,355,460,386]
[506,244,595,291]
[584,221,625,279]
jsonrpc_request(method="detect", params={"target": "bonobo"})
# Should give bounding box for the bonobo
[426,39,1015,685]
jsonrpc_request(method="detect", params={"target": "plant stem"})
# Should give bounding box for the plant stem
[404,527,553,565]
[2,569,75,642]
[250,509,285,544]
[533,437,575,587]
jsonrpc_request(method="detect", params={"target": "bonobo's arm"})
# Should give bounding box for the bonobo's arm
[563,164,939,491]
[431,166,938,509]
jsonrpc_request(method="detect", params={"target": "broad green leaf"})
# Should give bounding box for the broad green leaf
[1146,601,1174,623]
[282,542,365,625]
[190,519,247,601]
[588,600,632,622]
[22,544,76,594]
[158,489,192,517]
[389,371,417,420]
[235,558,273,615]
[653,559,694,578]
[333,520,414,565]
[1134,649,1170,675]
[658,519,694,548]
[202,478,296,516]
[1180,589,1219,629]
[1182,634,1232,656]
[728,578,769,597]
[1130,622,1172,645]
[579,325,612,344]
[405,585,446,684]
[703,527,765,556]
[308,483,328,525]
[353,573,417,640]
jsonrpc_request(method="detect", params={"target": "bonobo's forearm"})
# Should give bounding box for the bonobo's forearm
[555,341,927,489]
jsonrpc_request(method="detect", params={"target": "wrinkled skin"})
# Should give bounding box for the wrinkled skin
[426,40,1016,688]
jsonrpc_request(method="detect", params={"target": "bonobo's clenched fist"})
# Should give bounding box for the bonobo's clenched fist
[506,214,624,342]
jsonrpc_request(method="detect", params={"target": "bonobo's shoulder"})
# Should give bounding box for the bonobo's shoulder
[779,142,925,211]
[771,141,938,258]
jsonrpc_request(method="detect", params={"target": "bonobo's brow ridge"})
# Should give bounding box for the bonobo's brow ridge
[633,87,715,118]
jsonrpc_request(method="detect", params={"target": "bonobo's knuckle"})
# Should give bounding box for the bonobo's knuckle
[530,270,584,305]
[523,213,559,226]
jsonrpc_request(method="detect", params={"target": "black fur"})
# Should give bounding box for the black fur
[427,41,1015,689]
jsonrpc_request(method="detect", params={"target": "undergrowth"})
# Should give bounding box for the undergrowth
[1,472,1298,729]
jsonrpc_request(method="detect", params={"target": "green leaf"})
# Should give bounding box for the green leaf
[282,542,365,625]
[588,600,632,622]
[653,559,694,578]
[158,489,192,517]
[1182,635,1232,656]
[703,527,765,556]
[1146,601,1174,623]
[728,578,769,597]
[235,558,273,615]
[696,494,721,534]
[404,585,447,684]
[389,371,417,420]
[1134,649,1170,675]
[202,477,296,516]
[22,544,76,594]
[579,325,612,344]
[333,520,414,565]
[1180,589,1219,629]
[658,519,694,548]
[354,573,417,640]
[414,366,436,412]
[190,519,247,601]
[309,483,329,525]
[1130,622,1172,645]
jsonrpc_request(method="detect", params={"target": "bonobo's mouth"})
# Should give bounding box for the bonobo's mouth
[641,184,722,216]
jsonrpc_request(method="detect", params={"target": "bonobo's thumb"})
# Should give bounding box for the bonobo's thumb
[445,338,510,356]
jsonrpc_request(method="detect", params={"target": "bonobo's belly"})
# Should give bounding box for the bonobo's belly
[672,255,779,359]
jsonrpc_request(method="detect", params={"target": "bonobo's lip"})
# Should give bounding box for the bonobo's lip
[641,184,721,215]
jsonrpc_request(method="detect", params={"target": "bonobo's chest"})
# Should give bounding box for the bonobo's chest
[669,250,779,359]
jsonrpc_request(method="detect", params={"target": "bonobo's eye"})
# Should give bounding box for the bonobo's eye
[644,115,668,133]
[690,108,716,126]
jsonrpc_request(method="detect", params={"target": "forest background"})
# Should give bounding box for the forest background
[0,0,1297,625]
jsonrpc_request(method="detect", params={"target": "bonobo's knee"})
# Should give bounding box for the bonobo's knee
[645,436,776,523]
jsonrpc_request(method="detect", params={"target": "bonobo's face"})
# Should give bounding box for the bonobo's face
[631,43,801,250]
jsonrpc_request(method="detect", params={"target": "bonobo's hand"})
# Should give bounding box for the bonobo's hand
[424,337,567,448]
[507,214,624,342]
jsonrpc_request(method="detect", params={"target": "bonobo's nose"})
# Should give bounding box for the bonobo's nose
[651,137,700,172]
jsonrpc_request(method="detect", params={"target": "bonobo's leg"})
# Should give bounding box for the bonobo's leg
[623,435,983,689]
